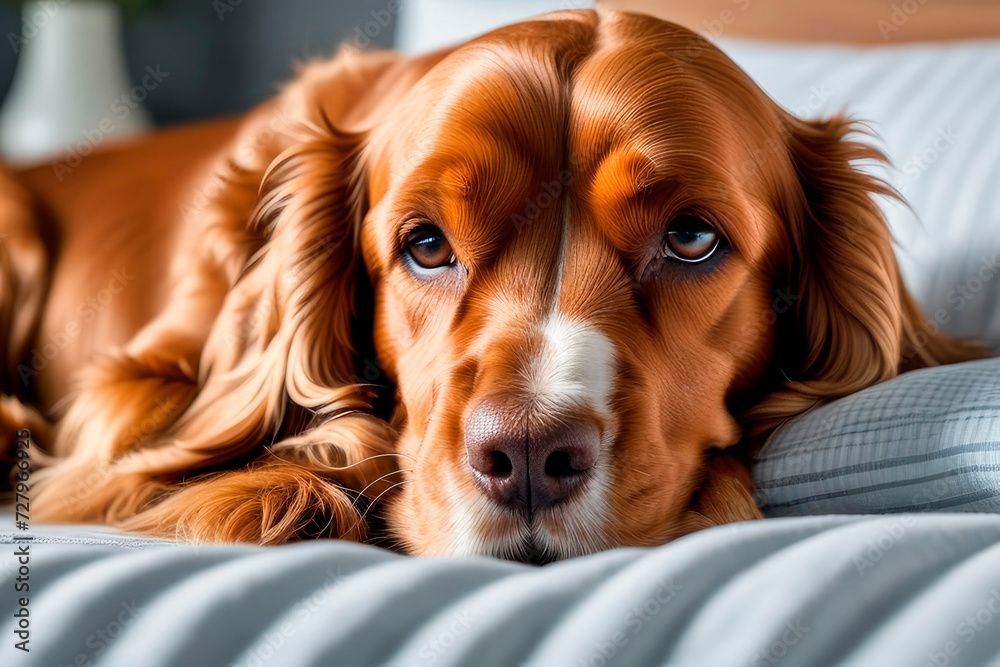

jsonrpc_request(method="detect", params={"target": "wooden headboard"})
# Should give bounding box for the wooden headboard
[599,0,1000,43]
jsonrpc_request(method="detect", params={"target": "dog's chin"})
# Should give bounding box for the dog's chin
[494,520,609,565]
[496,529,566,565]
[442,497,614,564]
[449,524,585,565]
[389,466,616,562]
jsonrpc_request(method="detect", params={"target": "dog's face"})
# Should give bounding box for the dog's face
[353,13,804,559]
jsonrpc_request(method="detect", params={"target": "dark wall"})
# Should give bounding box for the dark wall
[0,0,396,126]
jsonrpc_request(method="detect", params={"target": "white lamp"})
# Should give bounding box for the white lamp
[0,1,152,165]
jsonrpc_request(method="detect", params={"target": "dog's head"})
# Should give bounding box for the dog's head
[195,9,974,558]
[360,13,787,559]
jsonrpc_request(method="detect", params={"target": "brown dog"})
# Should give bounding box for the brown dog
[0,9,984,561]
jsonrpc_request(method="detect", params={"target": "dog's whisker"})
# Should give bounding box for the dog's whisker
[348,479,411,536]
[266,449,414,473]
[354,468,414,502]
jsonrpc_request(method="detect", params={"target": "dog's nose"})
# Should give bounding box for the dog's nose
[464,399,599,513]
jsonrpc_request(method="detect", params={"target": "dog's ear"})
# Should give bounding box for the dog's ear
[92,55,415,494]
[746,116,989,437]
[205,132,368,428]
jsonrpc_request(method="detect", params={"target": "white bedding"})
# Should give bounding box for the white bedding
[4,514,1000,667]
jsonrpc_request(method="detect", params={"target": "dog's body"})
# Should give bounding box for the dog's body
[8,118,238,401]
[1,10,987,561]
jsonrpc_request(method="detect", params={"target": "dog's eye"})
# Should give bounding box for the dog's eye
[662,215,721,262]
[406,225,455,269]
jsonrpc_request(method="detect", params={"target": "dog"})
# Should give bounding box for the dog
[0,9,986,561]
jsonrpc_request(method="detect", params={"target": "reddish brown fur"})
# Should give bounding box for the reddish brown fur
[0,10,987,556]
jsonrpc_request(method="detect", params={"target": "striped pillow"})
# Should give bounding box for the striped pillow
[752,358,1000,516]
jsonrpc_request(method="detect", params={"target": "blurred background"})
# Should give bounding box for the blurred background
[0,0,995,163]
[0,0,401,127]
[0,0,592,161]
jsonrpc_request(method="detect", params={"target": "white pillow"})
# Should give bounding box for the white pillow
[753,358,1000,516]
[718,38,1000,343]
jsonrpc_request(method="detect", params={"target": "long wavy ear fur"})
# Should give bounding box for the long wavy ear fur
[30,52,412,542]
[745,116,992,438]
[117,128,372,477]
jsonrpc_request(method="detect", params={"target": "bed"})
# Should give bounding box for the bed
[4,512,1000,667]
